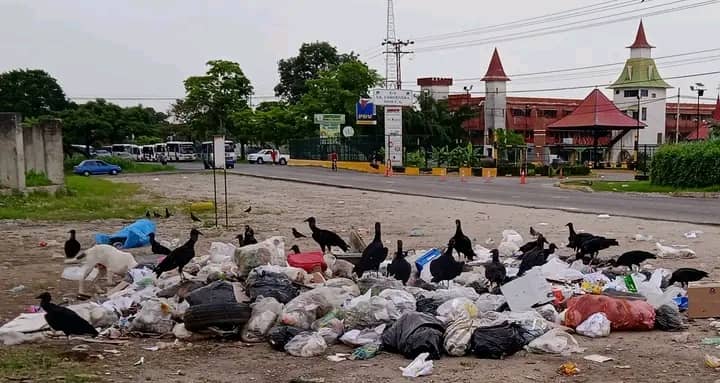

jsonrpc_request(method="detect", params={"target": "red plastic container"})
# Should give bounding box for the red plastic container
[287,251,327,273]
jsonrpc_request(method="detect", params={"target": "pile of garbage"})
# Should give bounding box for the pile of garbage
[0,228,698,372]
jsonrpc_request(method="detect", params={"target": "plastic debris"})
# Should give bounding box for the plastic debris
[349,342,381,360]
[683,230,703,239]
[633,234,654,241]
[584,354,614,363]
[399,352,433,378]
[500,268,553,312]
[576,313,611,338]
[285,332,327,357]
[557,362,580,376]
[597,214,611,219]
[704,354,720,369]
[527,329,584,355]
[8,285,26,293]
[134,357,145,366]
[655,243,696,259]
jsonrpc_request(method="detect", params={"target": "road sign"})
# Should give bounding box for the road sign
[372,89,414,106]
[343,126,355,137]
[319,123,340,138]
[313,114,345,125]
[384,107,403,166]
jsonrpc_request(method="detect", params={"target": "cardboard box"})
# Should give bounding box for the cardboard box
[687,281,720,319]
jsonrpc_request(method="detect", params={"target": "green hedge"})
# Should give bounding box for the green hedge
[650,140,720,187]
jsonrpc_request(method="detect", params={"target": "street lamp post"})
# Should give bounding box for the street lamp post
[690,83,706,140]
[634,94,641,165]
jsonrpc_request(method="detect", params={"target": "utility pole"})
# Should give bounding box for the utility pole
[382,39,414,89]
[690,83,706,140]
[675,88,680,143]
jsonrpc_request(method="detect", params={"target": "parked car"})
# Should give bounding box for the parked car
[247,149,290,165]
[93,149,111,158]
[73,160,122,176]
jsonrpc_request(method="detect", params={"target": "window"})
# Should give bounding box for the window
[511,109,526,117]
[632,111,639,120]
[641,107,647,121]
[615,90,620,95]
[624,90,639,98]
[542,110,558,118]
[651,93,657,99]
[657,133,663,144]
[640,89,649,97]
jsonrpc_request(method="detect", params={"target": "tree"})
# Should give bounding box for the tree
[275,42,356,103]
[403,92,474,149]
[0,69,69,119]
[178,60,254,139]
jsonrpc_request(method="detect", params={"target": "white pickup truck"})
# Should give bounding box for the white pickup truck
[247,149,290,165]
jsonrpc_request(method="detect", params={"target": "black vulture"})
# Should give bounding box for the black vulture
[145,210,151,219]
[244,206,252,213]
[153,211,162,218]
[148,232,172,256]
[430,239,465,285]
[668,268,709,288]
[190,212,202,222]
[290,245,301,254]
[165,208,172,218]
[292,228,307,239]
[610,250,656,269]
[354,222,387,277]
[518,243,557,276]
[36,292,98,340]
[387,240,412,285]
[484,249,506,289]
[242,225,258,246]
[517,235,548,258]
[64,230,81,259]
[154,228,202,280]
[530,226,539,237]
[304,217,349,253]
[576,237,618,260]
[452,219,477,261]
[566,222,595,251]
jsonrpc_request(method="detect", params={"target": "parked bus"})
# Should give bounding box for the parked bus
[166,141,196,161]
[141,145,156,161]
[111,144,142,160]
[154,143,167,163]
[200,140,237,169]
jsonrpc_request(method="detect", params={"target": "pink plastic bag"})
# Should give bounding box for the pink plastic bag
[564,295,655,331]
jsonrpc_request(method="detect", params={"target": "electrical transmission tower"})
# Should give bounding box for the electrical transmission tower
[383,0,413,89]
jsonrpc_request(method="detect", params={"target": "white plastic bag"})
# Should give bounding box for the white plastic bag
[61,266,98,281]
[378,289,416,316]
[576,312,611,338]
[475,294,507,312]
[655,242,696,259]
[400,352,433,378]
[208,242,237,263]
[129,299,174,334]
[436,297,478,323]
[244,297,284,342]
[527,328,584,354]
[502,229,524,246]
[284,332,327,357]
[444,318,481,356]
[498,241,520,258]
[343,290,399,329]
[339,324,386,347]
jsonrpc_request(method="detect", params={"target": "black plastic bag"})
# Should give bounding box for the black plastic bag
[186,280,237,306]
[246,271,299,304]
[655,304,685,331]
[469,322,528,359]
[415,297,441,315]
[381,312,445,360]
[267,325,303,351]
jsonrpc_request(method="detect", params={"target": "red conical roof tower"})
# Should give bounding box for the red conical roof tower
[482,48,510,81]
[627,20,655,49]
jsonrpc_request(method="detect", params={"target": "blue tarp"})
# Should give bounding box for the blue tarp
[95,219,156,249]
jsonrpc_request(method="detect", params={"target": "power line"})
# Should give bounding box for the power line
[412,0,718,53]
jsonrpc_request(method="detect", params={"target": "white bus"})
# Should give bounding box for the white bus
[200,140,237,169]
[112,144,142,160]
[154,143,167,162]
[166,141,196,161]
[141,145,156,161]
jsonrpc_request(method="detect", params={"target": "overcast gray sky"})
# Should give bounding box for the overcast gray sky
[2,0,718,112]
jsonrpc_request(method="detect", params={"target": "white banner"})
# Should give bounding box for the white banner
[373,89,414,106]
[384,107,403,166]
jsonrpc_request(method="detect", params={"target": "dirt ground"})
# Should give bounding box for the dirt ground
[2,172,720,383]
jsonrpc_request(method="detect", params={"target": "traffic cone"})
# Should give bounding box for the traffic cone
[520,170,527,184]
[384,160,393,177]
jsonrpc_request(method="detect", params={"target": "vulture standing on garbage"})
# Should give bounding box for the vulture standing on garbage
[566,222,596,251]
[290,245,301,254]
[154,228,202,280]
[354,222,388,278]
[148,232,172,256]
[387,240,411,285]
[64,230,81,259]
[610,250,656,269]
[304,217,349,253]
[145,210,151,219]
[518,240,557,276]
[242,225,258,246]
[165,208,172,219]
[484,249,507,289]
[430,239,465,285]
[517,234,547,258]
[36,292,98,340]
[668,268,709,288]
[576,237,619,260]
[451,219,477,261]
[292,228,307,239]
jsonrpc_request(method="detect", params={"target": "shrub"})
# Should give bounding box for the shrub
[650,140,720,187]
[25,170,52,187]
[405,150,425,167]
[63,154,86,171]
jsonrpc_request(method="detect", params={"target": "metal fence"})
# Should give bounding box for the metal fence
[289,136,384,161]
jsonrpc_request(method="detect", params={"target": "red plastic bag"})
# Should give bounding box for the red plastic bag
[287,251,327,273]
[564,295,655,331]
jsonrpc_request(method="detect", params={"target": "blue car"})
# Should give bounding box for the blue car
[73,160,122,176]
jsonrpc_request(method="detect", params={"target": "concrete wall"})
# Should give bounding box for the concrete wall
[0,113,25,190]
[41,119,64,184]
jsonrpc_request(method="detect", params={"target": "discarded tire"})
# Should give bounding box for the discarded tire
[183,302,251,332]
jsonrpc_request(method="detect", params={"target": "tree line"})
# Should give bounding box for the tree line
[0,41,478,155]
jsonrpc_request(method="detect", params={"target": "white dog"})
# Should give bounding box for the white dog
[75,244,138,295]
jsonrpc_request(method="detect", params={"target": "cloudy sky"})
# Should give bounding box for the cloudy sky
[2,0,719,112]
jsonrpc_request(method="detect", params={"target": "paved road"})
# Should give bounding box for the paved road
[171,162,720,225]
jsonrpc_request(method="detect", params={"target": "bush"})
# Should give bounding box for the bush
[650,140,720,188]
[64,154,86,171]
[405,150,425,167]
[25,170,52,187]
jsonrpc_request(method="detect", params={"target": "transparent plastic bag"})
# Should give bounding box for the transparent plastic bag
[475,294,507,313]
[243,297,284,342]
[576,313,611,338]
[444,318,482,356]
[436,298,478,323]
[378,289,416,316]
[284,332,327,357]
[343,290,399,330]
[527,328,584,354]
[340,324,385,347]
[280,289,335,330]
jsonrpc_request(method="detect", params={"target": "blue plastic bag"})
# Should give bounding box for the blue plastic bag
[95,219,156,249]
[415,248,441,273]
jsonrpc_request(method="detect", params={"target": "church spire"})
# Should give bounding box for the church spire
[628,20,655,49]
[482,48,510,82]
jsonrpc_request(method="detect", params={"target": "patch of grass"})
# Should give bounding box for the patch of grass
[0,175,171,220]
[0,349,97,382]
[567,180,720,193]
[25,170,52,187]
[64,154,175,174]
